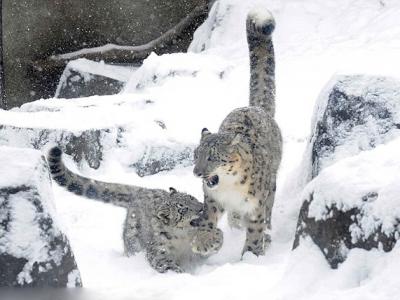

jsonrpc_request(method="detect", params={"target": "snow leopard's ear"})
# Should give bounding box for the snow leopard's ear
[157,208,170,225]
[169,187,177,194]
[201,128,211,139]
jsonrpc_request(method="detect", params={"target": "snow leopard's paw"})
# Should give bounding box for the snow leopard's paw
[153,259,183,273]
[191,228,223,257]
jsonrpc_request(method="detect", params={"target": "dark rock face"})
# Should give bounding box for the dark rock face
[2,0,208,109]
[294,75,400,268]
[0,147,82,287]
[309,75,400,180]
[0,254,29,287]
[56,69,125,99]
[55,59,134,99]
[293,194,400,269]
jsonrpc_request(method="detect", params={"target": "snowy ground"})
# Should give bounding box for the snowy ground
[3,0,400,298]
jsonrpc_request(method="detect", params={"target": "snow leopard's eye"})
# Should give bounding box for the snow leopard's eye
[207,148,218,162]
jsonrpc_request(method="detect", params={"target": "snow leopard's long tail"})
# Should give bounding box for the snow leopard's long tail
[47,147,145,208]
[246,8,276,116]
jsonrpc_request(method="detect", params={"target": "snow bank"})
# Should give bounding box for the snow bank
[0,146,81,287]
[280,237,400,300]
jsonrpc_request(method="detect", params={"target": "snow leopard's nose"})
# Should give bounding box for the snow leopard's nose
[193,167,203,178]
[190,218,200,227]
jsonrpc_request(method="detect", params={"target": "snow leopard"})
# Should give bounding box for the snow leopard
[191,9,282,256]
[47,147,223,273]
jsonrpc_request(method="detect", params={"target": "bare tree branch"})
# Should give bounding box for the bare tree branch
[32,2,208,73]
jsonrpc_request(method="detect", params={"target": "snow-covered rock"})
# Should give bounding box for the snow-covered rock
[294,75,400,268]
[307,75,400,181]
[0,95,195,175]
[294,138,400,268]
[0,124,112,169]
[0,146,82,287]
[55,59,134,99]
[131,144,193,177]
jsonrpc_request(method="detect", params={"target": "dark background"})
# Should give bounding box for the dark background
[1,0,207,109]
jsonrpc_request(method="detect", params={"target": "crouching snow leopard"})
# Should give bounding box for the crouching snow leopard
[191,9,282,256]
[47,147,223,273]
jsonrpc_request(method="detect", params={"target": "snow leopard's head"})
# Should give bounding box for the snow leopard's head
[156,187,203,229]
[193,128,245,190]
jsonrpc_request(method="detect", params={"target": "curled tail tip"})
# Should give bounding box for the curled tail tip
[247,8,275,37]
[47,146,64,178]
[48,146,62,158]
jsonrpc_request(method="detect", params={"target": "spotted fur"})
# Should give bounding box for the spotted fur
[47,147,223,273]
[192,9,282,256]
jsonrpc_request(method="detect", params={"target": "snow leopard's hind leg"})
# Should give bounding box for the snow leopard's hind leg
[243,205,269,256]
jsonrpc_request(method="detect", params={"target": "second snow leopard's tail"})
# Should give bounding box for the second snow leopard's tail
[246,8,276,116]
[47,147,144,208]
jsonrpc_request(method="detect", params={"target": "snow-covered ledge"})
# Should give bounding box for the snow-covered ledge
[0,93,195,176]
[0,146,82,287]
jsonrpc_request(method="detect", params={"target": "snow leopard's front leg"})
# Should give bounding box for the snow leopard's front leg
[190,193,224,255]
[194,193,224,228]
[146,242,183,273]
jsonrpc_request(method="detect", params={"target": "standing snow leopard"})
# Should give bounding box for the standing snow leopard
[192,9,282,256]
[47,147,223,273]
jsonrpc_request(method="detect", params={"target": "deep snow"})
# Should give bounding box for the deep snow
[2,0,400,298]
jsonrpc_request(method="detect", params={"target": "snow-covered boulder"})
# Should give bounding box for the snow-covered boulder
[131,144,193,177]
[55,59,134,99]
[0,95,195,175]
[0,124,193,176]
[294,75,400,268]
[294,139,400,268]
[0,125,112,169]
[307,75,400,180]
[0,146,82,287]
